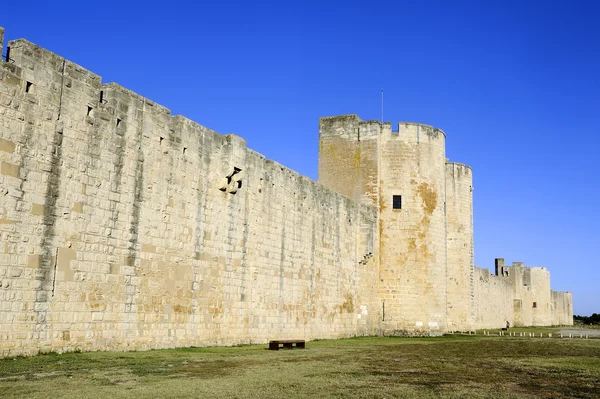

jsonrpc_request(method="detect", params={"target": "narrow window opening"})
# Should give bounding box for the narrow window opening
[87,106,93,116]
[25,81,33,93]
[116,118,121,127]
[392,195,402,210]
[533,302,537,308]
[5,47,10,62]
[160,137,164,145]
[183,147,187,155]
[99,90,104,104]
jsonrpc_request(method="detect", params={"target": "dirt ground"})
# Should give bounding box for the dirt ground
[558,327,600,337]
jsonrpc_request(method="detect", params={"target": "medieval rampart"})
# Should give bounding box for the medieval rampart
[0,27,573,357]
[319,114,573,335]
[0,30,380,357]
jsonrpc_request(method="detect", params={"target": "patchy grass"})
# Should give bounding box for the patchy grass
[1,335,599,398]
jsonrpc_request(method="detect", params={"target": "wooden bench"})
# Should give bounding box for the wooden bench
[268,339,305,350]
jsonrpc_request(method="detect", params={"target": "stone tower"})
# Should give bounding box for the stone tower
[0,27,573,356]
[319,115,473,335]
[445,163,475,331]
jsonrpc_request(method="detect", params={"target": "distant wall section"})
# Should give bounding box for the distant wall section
[551,291,573,326]
[473,266,514,329]
[475,259,573,328]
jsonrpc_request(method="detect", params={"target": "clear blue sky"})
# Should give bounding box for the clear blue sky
[2,0,598,315]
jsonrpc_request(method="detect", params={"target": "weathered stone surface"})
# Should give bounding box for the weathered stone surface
[319,115,573,335]
[0,30,380,357]
[0,27,573,357]
[446,163,475,332]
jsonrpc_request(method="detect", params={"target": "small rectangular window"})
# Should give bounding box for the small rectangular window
[392,195,402,210]
[25,81,33,93]
[533,302,537,308]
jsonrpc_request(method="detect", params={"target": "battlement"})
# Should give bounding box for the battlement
[494,258,550,277]
[446,162,473,184]
[319,114,446,143]
[319,114,360,121]
[395,122,445,141]
[0,26,573,356]
[446,161,472,171]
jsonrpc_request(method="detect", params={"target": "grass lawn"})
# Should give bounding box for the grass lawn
[1,335,599,398]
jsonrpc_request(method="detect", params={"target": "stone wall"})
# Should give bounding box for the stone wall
[552,291,573,326]
[318,114,573,334]
[0,29,574,356]
[318,115,379,206]
[378,123,448,335]
[473,266,514,329]
[319,118,451,335]
[445,163,475,331]
[0,37,381,357]
[473,260,573,329]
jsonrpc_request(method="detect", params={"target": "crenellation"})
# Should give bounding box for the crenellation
[396,122,446,140]
[320,109,571,334]
[0,27,573,356]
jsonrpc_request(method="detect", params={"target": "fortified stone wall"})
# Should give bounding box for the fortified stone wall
[474,259,573,329]
[0,34,381,357]
[473,266,514,329]
[320,117,451,335]
[445,163,475,331]
[318,115,379,206]
[552,291,573,326]
[0,28,574,357]
[318,114,573,334]
[510,263,553,327]
[378,122,448,335]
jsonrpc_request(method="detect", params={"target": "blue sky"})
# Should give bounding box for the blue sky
[2,0,598,315]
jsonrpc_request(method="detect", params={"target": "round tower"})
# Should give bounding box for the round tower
[378,122,447,335]
[445,162,474,332]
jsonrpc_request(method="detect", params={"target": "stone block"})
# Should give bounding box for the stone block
[1,162,19,178]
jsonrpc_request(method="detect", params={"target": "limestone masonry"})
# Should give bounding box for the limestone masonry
[0,28,572,357]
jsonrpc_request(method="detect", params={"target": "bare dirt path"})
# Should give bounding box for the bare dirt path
[558,328,600,337]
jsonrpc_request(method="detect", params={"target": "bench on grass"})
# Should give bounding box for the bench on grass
[268,339,305,350]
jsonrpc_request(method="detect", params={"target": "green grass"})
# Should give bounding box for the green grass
[1,335,599,398]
